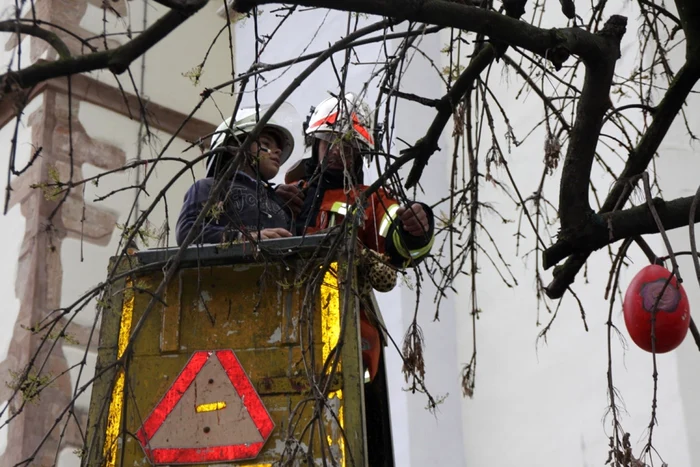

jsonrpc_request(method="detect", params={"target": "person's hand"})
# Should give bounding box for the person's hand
[254,228,293,240]
[275,183,305,216]
[396,203,429,237]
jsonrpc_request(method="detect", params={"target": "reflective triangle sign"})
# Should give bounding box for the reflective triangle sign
[136,350,274,465]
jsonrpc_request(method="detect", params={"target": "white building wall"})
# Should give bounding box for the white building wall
[0,96,39,458]
[388,30,467,466]
[78,0,237,124]
[653,4,700,462]
[0,7,48,458]
[436,2,698,466]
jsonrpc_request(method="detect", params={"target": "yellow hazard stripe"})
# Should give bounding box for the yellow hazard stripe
[320,264,345,465]
[196,401,227,413]
[378,204,401,238]
[104,282,135,467]
[321,263,341,371]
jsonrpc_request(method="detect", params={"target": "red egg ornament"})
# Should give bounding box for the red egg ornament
[623,264,690,353]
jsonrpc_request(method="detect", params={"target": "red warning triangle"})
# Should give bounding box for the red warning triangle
[136,350,274,465]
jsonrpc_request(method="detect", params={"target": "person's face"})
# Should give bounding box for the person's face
[248,130,282,180]
[317,135,360,172]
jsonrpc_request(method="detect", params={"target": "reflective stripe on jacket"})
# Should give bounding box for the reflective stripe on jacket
[302,186,435,267]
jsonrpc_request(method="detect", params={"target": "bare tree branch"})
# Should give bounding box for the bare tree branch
[151,0,210,10]
[401,2,529,187]
[232,0,609,63]
[0,0,209,93]
[0,21,71,59]
[544,60,700,298]
[403,44,498,188]
[675,0,700,59]
[558,16,626,231]
[544,193,700,271]
[638,0,681,26]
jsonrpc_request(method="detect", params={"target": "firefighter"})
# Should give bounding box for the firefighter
[278,93,435,382]
[175,106,297,246]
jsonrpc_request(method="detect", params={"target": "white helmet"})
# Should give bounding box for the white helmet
[206,102,297,178]
[304,93,374,150]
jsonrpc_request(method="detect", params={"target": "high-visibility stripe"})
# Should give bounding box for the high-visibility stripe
[330,201,348,216]
[378,204,401,238]
[321,263,341,372]
[391,230,435,264]
[392,232,410,261]
[104,282,135,467]
[409,235,435,258]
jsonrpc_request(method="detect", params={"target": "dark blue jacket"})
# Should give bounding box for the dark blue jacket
[175,173,290,246]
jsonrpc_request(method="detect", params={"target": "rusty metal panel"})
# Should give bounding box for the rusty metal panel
[83,244,366,467]
[337,266,369,467]
[83,257,133,467]
[159,271,182,353]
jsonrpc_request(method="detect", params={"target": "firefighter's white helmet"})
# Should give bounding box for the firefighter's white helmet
[206,102,297,178]
[304,93,374,150]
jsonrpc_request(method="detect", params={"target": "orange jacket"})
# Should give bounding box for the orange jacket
[300,185,434,268]
[296,183,434,381]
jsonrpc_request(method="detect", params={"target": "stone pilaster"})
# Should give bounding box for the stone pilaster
[0,80,124,466]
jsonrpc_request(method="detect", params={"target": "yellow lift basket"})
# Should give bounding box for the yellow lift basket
[82,234,395,467]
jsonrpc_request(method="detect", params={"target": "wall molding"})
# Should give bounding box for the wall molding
[0,71,216,144]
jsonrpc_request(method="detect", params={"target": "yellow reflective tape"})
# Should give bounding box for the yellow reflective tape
[321,263,341,372]
[391,230,435,262]
[330,202,348,216]
[327,390,346,467]
[116,291,134,359]
[391,229,410,259]
[104,281,135,467]
[104,371,125,467]
[196,401,227,413]
[378,204,401,238]
[409,235,435,258]
[320,273,346,467]
[339,400,345,467]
